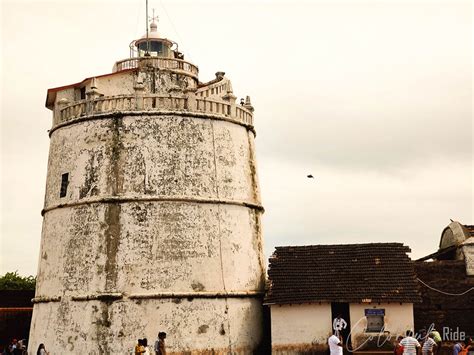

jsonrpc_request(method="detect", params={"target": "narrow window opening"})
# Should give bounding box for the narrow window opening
[60,173,69,198]
[80,87,86,100]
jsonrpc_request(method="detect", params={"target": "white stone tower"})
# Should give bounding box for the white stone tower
[29,15,265,354]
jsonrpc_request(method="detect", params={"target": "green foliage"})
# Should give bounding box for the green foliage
[0,271,36,290]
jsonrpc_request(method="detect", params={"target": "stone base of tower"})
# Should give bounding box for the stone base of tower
[29,297,264,354]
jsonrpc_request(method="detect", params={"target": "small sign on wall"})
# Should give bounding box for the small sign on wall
[365,309,385,316]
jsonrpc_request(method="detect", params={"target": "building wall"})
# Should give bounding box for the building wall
[349,303,414,350]
[30,66,265,354]
[270,303,332,354]
[270,303,414,354]
[414,260,474,337]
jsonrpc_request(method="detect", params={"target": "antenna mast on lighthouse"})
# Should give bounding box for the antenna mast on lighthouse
[145,0,150,55]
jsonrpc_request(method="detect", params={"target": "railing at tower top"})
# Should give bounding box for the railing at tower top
[55,94,254,129]
[196,81,229,98]
[113,57,199,79]
[195,98,253,126]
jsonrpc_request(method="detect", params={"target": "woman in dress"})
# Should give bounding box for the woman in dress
[36,344,49,355]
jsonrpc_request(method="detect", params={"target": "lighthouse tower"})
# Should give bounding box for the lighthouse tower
[29,15,265,354]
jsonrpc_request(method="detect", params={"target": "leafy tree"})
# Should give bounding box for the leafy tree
[0,271,36,290]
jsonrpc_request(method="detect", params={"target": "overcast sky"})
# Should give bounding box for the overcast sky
[1,0,472,276]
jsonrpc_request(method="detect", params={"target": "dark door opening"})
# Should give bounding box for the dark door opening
[331,302,352,350]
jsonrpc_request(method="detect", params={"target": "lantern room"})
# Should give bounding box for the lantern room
[129,19,183,59]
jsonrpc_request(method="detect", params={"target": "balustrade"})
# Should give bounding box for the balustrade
[113,57,199,79]
[57,94,253,128]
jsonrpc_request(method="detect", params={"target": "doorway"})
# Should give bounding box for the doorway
[331,302,352,350]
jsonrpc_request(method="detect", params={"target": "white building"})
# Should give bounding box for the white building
[29,15,265,354]
[265,243,421,354]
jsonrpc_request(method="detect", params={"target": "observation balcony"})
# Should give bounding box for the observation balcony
[52,93,254,133]
[113,57,199,80]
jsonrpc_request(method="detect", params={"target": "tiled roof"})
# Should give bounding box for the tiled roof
[265,243,421,305]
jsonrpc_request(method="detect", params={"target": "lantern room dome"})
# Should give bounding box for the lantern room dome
[130,20,177,58]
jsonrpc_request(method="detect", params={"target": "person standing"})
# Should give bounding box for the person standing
[135,339,145,355]
[400,330,421,355]
[333,314,348,338]
[430,327,442,344]
[422,334,437,355]
[453,341,464,355]
[154,332,166,355]
[394,335,405,355]
[142,338,150,355]
[460,337,472,355]
[328,333,343,355]
[430,327,442,354]
[36,344,49,355]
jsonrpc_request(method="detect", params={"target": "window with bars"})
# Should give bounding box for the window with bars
[366,315,384,332]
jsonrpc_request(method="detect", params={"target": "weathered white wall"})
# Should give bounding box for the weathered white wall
[349,303,414,349]
[270,303,332,354]
[30,64,264,354]
[270,302,414,354]
[30,297,263,354]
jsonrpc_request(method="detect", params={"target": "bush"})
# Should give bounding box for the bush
[0,271,36,290]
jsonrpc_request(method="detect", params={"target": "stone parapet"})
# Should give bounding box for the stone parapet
[54,94,254,131]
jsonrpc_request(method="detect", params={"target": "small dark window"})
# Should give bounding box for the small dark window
[80,87,86,100]
[60,173,69,198]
